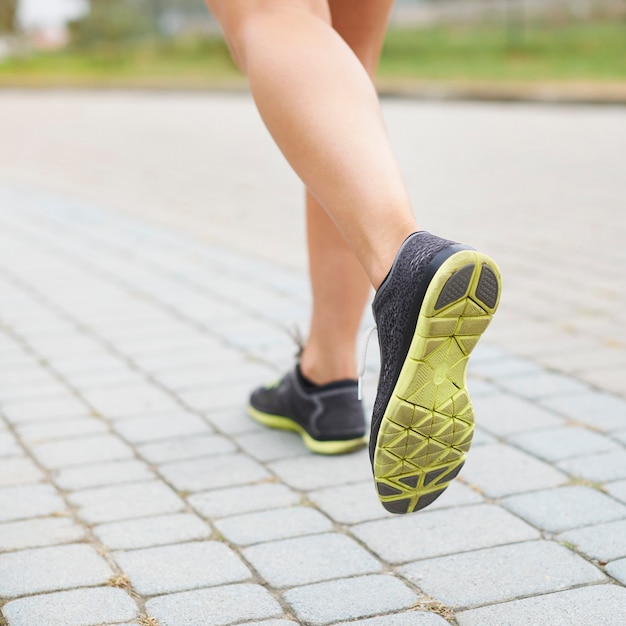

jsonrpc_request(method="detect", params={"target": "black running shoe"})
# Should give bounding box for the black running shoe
[248,367,367,454]
[371,231,501,513]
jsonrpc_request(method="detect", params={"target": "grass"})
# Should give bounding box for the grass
[378,20,626,82]
[0,20,624,88]
[0,36,239,87]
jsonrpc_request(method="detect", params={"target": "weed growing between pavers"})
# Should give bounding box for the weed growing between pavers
[414,595,455,620]
[565,476,607,493]
[107,573,135,594]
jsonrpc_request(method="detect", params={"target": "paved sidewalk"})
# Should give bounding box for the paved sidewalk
[1,181,626,626]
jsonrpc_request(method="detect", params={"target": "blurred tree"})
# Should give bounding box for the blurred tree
[69,0,156,48]
[0,0,19,34]
[504,0,526,46]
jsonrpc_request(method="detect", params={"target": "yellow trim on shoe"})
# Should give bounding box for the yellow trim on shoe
[374,250,501,513]
[247,405,368,455]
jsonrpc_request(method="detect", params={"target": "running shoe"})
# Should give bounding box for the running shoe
[248,366,367,454]
[371,231,501,513]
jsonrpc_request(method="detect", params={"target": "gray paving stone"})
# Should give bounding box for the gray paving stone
[0,395,89,424]
[539,390,626,431]
[470,426,496,446]
[53,459,155,491]
[179,384,249,412]
[470,393,563,437]
[154,360,270,391]
[137,433,236,463]
[509,426,621,462]
[269,449,371,491]
[0,456,44,486]
[333,614,450,626]
[461,443,567,497]
[81,383,182,418]
[113,410,213,444]
[146,583,283,626]
[557,450,626,482]
[606,479,626,504]
[68,367,148,389]
[188,483,300,518]
[497,371,591,399]
[466,377,499,397]
[236,429,308,462]
[308,481,392,525]
[606,558,626,584]
[0,544,113,597]
[29,335,103,358]
[159,453,270,492]
[0,484,67,523]
[283,575,417,625]
[16,417,109,444]
[243,533,382,588]
[456,584,626,626]
[614,429,626,445]
[469,354,543,378]
[576,366,626,399]
[200,406,265,437]
[0,517,85,552]
[400,540,605,608]
[558,519,626,561]
[94,513,211,550]
[0,381,72,402]
[238,622,296,626]
[215,506,332,545]
[309,479,481,525]
[68,481,185,524]
[502,486,626,533]
[0,432,22,457]
[48,352,133,375]
[351,504,539,564]
[31,434,134,469]
[1,587,138,626]
[114,541,251,596]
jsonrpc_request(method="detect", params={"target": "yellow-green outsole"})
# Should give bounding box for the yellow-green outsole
[247,405,368,455]
[374,250,501,513]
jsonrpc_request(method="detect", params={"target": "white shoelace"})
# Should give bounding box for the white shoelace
[358,324,378,400]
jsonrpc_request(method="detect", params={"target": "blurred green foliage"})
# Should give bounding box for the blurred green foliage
[68,0,156,47]
[379,21,626,80]
[0,16,624,85]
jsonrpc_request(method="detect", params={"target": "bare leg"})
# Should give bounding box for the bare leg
[205,0,418,289]
[300,0,395,384]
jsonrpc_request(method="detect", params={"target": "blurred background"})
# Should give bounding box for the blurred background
[0,0,624,92]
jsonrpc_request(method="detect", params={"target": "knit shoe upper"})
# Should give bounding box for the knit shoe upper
[371,231,501,513]
[248,367,367,455]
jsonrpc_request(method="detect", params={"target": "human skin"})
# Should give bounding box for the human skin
[204,0,418,383]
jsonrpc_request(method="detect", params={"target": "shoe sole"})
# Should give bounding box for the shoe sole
[374,250,501,514]
[247,405,368,455]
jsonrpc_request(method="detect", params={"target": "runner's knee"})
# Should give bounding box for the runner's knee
[205,0,331,73]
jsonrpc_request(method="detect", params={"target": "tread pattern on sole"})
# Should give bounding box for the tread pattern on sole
[374,252,501,514]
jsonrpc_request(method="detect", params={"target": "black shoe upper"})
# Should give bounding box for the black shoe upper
[250,368,366,442]
[370,232,467,462]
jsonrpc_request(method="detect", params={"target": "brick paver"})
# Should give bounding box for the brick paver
[283,575,418,625]
[1,94,625,625]
[1,588,138,626]
[399,541,606,608]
